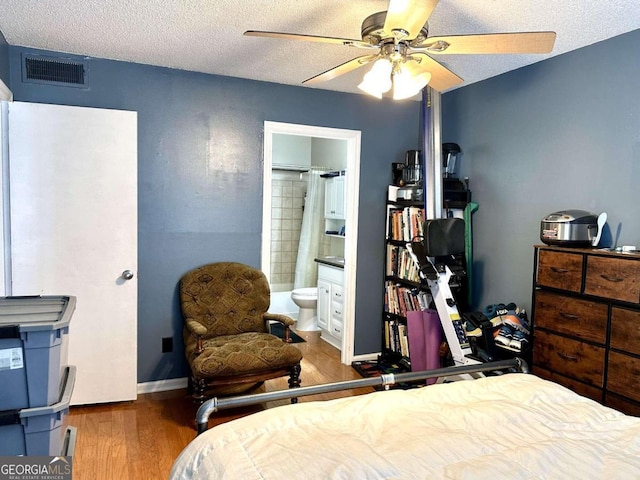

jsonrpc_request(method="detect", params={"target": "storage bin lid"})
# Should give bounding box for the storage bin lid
[0,296,76,332]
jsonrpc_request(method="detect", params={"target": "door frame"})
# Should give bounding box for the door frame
[262,121,361,365]
[0,101,9,296]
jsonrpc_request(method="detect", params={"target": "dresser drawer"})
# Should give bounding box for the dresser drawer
[331,301,343,320]
[532,367,602,402]
[533,330,605,387]
[331,284,344,305]
[536,250,583,292]
[534,290,607,344]
[610,307,640,355]
[604,393,640,417]
[584,255,640,304]
[607,351,640,403]
[330,313,343,338]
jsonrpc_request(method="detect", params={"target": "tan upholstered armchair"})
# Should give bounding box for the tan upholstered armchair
[181,262,303,401]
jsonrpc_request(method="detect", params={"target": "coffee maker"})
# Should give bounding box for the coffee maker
[397,150,423,201]
[442,143,471,209]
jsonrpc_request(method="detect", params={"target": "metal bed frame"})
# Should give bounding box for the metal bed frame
[196,357,528,433]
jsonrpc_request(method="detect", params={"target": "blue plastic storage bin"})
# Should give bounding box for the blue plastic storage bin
[0,296,75,410]
[0,365,75,456]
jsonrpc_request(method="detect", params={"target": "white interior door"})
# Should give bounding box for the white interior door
[7,101,137,405]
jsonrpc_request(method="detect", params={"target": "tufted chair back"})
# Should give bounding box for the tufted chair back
[181,262,270,339]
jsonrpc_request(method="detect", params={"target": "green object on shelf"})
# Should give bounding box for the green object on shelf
[464,202,479,305]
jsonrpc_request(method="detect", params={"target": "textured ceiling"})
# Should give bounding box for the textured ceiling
[1,0,639,97]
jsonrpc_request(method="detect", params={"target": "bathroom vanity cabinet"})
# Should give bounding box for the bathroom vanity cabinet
[317,263,344,350]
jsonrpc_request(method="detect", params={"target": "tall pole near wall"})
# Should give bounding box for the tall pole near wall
[422,88,443,219]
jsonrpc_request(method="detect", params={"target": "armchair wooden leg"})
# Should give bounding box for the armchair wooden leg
[283,325,292,343]
[288,363,301,404]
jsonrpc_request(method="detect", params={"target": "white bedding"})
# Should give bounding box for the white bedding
[170,374,640,479]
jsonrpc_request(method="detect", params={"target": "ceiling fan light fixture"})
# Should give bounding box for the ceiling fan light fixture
[392,64,431,100]
[358,58,392,98]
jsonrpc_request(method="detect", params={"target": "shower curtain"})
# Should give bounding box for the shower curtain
[294,169,326,289]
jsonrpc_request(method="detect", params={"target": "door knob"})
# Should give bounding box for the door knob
[121,270,134,280]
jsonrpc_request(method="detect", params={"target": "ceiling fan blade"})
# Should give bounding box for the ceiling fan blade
[244,30,375,49]
[384,0,439,40]
[417,32,556,54]
[303,55,378,85]
[410,53,463,92]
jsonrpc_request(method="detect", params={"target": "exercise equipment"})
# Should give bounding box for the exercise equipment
[408,217,481,367]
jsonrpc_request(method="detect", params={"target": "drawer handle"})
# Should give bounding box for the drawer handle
[550,267,569,274]
[600,274,623,283]
[557,352,578,362]
[334,293,342,298]
[559,312,579,320]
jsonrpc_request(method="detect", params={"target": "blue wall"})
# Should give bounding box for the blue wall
[442,28,640,313]
[7,46,422,382]
[0,31,9,85]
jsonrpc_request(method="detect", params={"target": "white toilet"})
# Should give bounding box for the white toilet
[290,287,319,331]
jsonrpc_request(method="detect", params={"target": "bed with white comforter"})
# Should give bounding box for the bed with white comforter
[170,373,640,479]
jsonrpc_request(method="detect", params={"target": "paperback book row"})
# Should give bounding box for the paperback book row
[386,244,420,282]
[387,206,426,242]
[384,317,410,357]
[384,281,432,317]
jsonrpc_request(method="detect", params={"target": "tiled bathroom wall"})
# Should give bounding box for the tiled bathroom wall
[270,171,305,292]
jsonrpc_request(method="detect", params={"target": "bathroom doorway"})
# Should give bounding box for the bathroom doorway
[261,121,361,365]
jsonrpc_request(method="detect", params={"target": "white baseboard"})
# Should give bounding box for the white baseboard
[137,377,188,394]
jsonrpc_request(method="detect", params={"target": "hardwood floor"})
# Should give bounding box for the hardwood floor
[68,331,372,480]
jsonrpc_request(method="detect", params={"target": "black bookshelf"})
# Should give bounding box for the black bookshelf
[381,194,430,368]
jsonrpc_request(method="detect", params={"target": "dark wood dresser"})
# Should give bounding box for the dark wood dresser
[532,244,640,416]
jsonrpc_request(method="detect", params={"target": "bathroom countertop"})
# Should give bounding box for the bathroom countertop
[314,256,345,269]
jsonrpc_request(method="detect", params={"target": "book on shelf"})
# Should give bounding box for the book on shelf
[385,319,398,352]
[384,317,391,350]
[398,289,407,315]
[398,323,409,357]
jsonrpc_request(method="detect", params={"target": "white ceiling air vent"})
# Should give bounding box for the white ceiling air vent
[22,55,87,88]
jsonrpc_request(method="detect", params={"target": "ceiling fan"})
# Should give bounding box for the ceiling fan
[245,0,556,99]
